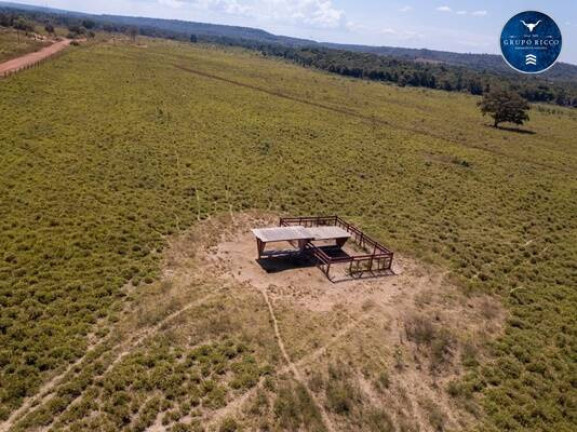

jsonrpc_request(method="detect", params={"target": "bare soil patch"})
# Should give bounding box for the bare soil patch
[196,212,506,431]
[5,212,505,432]
[0,39,71,77]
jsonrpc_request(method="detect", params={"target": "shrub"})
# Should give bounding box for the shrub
[273,380,324,431]
[219,417,239,432]
[374,370,390,393]
[364,408,395,432]
[405,314,435,346]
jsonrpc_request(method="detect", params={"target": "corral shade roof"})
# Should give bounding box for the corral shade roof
[252,226,351,243]
[306,226,351,241]
[252,226,312,243]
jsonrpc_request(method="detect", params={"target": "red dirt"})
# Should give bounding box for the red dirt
[0,39,71,77]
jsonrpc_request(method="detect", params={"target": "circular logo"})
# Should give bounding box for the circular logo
[500,11,562,74]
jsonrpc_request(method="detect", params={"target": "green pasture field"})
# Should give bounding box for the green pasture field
[0,39,576,431]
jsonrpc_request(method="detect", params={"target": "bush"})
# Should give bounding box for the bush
[326,380,357,414]
[365,408,395,432]
[374,370,390,393]
[219,417,239,432]
[325,362,362,416]
[273,380,324,431]
[405,314,435,345]
[13,18,34,32]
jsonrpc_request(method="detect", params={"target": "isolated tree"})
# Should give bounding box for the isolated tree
[0,13,9,27]
[67,25,85,38]
[479,90,530,128]
[555,89,567,106]
[128,27,138,42]
[13,17,34,33]
[190,34,198,43]
[44,24,55,35]
[81,19,96,30]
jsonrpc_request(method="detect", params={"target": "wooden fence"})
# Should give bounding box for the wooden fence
[280,215,394,280]
[0,42,70,79]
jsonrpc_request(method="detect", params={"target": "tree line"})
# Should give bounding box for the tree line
[0,12,36,33]
[2,6,577,108]
[0,11,98,39]
[249,44,577,108]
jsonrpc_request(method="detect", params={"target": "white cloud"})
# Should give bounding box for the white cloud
[167,0,346,29]
[158,0,186,8]
[380,27,397,35]
[343,20,422,43]
[399,6,413,13]
[437,7,487,17]
[378,27,422,41]
[346,21,370,32]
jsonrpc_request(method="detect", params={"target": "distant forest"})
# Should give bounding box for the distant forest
[248,43,577,107]
[1,2,577,108]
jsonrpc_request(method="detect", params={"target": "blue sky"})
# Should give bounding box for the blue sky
[13,0,577,63]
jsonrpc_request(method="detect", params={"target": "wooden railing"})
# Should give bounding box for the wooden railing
[0,41,71,79]
[280,215,394,279]
[280,216,338,228]
[304,242,332,278]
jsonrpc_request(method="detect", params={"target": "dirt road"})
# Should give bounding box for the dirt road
[0,39,71,77]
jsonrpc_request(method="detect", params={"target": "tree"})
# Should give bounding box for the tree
[44,24,55,35]
[67,25,85,37]
[479,90,530,128]
[190,34,198,43]
[0,13,10,27]
[13,18,34,33]
[81,19,96,30]
[128,27,138,42]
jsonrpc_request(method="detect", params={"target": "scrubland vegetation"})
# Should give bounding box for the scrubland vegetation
[0,27,47,63]
[0,38,576,431]
[6,4,577,107]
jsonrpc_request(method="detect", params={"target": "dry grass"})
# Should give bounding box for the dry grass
[9,213,502,431]
[1,37,574,431]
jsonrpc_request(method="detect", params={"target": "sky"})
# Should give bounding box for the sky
[11,0,577,63]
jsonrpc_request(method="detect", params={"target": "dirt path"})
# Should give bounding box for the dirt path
[174,64,574,176]
[0,330,110,432]
[4,214,504,431]
[206,310,374,428]
[0,39,71,77]
[3,290,223,432]
[260,286,336,432]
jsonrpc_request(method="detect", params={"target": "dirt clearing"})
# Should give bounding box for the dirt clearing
[0,39,71,77]
[196,213,506,431]
[5,213,505,432]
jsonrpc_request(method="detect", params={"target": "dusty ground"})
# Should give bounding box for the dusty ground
[0,39,71,77]
[4,213,505,432]
[192,213,506,431]
[216,232,406,312]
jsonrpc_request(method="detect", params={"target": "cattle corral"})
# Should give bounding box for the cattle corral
[253,216,394,281]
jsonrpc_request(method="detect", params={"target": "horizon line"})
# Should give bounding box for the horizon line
[1,0,575,66]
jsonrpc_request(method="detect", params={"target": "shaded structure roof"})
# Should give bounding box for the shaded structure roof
[306,226,351,241]
[252,226,351,243]
[252,226,311,243]
[253,216,394,281]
